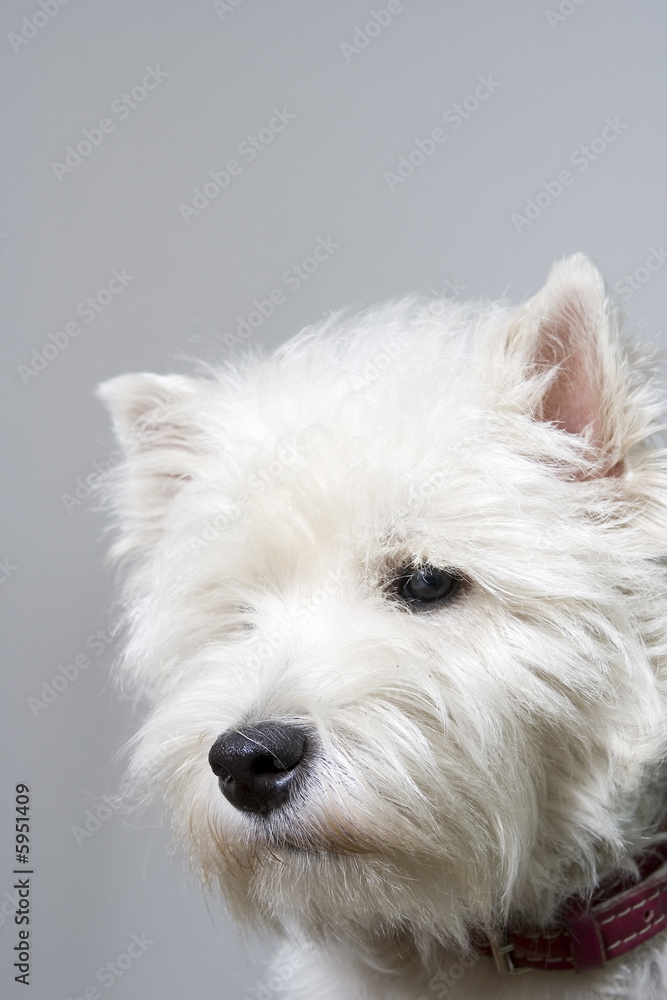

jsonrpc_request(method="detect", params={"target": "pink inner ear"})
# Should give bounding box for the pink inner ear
[542,352,601,448]
[537,301,602,452]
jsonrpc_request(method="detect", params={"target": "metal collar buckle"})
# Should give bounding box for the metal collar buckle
[489,935,533,975]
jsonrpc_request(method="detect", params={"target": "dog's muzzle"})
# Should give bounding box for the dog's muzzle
[208,721,308,815]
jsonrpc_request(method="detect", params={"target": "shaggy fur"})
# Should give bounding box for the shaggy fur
[99,255,667,998]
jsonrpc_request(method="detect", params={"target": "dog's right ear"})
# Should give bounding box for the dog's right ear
[491,254,648,477]
[97,373,212,559]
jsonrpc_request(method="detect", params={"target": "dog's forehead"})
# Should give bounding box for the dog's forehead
[200,405,561,580]
[171,302,601,585]
[223,394,482,522]
[222,357,484,477]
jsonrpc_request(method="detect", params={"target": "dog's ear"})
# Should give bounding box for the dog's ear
[498,253,639,474]
[97,373,212,557]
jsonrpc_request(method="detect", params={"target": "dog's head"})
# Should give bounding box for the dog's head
[99,255,667,950]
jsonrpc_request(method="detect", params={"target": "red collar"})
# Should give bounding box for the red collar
[476,837,667,975]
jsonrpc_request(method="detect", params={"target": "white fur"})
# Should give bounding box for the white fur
[99,255,667,998]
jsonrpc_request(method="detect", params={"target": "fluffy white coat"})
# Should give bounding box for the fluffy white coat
[100,255,667,998]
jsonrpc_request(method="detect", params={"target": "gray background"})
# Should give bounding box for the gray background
[1,1,666,998]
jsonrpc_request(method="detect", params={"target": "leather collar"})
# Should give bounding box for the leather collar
[476,836,667,975]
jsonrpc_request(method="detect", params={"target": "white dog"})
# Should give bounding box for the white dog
[99,255,667,999]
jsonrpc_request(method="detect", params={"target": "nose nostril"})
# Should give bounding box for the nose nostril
[252,753,291,775]
[208,759,231,780]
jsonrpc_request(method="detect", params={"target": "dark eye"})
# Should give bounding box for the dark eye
[399,567,460,607]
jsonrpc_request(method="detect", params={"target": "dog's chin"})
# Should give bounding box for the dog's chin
[217,839,481,957]
[197,808,500,955]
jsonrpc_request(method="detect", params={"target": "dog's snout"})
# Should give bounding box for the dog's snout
[208,721,308,815]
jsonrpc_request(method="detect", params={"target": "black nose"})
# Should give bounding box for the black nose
[208,721,308,815]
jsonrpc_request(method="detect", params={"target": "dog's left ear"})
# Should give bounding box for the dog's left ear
[497,253,640,474]
[97,372,213,557]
